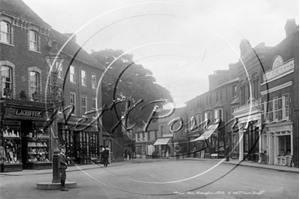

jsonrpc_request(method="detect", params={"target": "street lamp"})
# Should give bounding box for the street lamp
[45,40,64,183]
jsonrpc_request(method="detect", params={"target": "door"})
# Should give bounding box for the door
[21,120,33,169]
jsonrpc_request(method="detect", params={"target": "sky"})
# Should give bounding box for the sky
[23,0,299,107]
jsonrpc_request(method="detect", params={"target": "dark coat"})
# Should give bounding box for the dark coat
[102,149,109,159]
[59,153,68,169]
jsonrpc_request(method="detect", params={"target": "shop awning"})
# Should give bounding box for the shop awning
[153,138,171,145]
[191,123,219,142]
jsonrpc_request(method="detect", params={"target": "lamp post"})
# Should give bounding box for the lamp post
[45,40,64,183]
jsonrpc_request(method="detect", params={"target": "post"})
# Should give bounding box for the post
[51,71,60,183]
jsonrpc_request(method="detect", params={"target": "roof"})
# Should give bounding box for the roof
[231,97,240,105]
[1,0,50,28]
[214,100,224,108]
[50,29,105,70]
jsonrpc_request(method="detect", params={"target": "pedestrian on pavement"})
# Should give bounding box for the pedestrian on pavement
[99,145,104,164]
[102,146,109,167]
[128,150,132,160]
[59,146,69,191]
[124,149,127,160]
[175,145,180,160]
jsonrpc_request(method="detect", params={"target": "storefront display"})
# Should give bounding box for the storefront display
[26,122,52,169]
[1,120,22,172]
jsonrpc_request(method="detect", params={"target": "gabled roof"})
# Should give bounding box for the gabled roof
[1,0,50,28]
[50,29,105,70]
[231,97,240,105]
[214,100,224,108]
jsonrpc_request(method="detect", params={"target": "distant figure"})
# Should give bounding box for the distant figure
[102,146,109,167]
[162,150,165,158]
[166,150,169,159]
[175,145,180,160]
[128,150,132,160]
[124,149,128,160]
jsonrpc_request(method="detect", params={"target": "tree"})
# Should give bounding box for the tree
[90,49,173,134]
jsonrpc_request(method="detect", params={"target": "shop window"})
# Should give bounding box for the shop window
[91,73,96,89]
[29,71,40,100]
[29,30,40,51]
[0,21,12,44]
[232,133,238,152]
[278,135,291,156]
[81,70,86,86]
[1,65,13,98]
[70,66,75,83]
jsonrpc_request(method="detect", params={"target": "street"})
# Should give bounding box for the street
[0,159,298,199]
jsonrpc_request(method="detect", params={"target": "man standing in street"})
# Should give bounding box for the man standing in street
[102,146,109,167]
[59,146,69,191]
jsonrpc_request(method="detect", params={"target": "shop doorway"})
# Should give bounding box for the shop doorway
[21,120,33,169]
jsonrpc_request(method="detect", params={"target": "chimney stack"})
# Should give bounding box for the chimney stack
[284,19,297,36]
[239,39,252,57]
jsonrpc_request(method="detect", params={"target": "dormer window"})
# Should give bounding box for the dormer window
[0,21,12,44]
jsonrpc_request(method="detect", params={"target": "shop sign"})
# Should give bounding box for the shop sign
[5,107,44,118]
[268,124,292,132]
[263,60,294,82]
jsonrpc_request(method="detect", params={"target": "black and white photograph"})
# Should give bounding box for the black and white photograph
[0,0,299,198]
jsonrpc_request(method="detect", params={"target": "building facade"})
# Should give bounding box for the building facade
[0,0,106,171]
[260,19,299,166]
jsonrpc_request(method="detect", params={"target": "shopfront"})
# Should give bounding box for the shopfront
[232,99,262,162]
[153,137,172,158]
[0,99,52,172]
[262,123,293,166]
[57,116,101,165]
[191,120,225,158]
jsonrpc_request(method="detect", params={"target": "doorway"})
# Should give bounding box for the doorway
[21,120,33,169]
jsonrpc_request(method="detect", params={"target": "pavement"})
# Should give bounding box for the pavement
[0,157,298,177]
[186,157,299,173]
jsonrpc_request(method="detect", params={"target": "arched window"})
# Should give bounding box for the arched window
[1,65,12,97]
[0,21,12,44]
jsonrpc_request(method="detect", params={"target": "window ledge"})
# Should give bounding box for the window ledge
[0,42,14,47]
[28,49,41,54]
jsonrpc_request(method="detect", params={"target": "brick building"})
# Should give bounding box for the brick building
[260,19,299,166]
[185,68,239,159]
[0,0,118,172]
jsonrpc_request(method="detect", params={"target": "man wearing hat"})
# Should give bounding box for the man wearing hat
[59,145,68,191]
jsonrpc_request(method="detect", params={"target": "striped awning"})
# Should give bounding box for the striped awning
[191,123,219,142]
